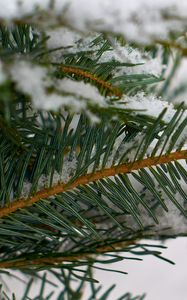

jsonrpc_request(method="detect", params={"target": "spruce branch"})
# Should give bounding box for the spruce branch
[60,65,123,97]
[1,7,187,297]
[0,239,136,269]
[0,149,186,219]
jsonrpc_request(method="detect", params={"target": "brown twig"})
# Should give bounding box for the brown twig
[61,65,123,97]
[156,39,187,56]
[0,239,136,269]
[0,149,186,219]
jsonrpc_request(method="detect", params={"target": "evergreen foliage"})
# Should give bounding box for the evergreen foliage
[0,3,187,299]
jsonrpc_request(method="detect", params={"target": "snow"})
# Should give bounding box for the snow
[2,0,187,121]
[157,195,187,235]
[10,61,64,110]
[111,92,187,158]
[126,56,164,78]
[9,61,105,112]
[117,92,176,122]
[98,43,164,77]
[0,0,50,20]
[57,78,106,106]
[21,156,78,197]
[46,27,81,49]
[119,133,145,162]
[10,61,48,105]
[2,0,187,238]
[114,162,187,236]
[62,0,187,43]
[9,59,187,156]
[46,28,98,53]
[0,0,187,44]
[141,173,187,235]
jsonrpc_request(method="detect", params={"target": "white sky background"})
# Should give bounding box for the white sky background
[92,238,187,300]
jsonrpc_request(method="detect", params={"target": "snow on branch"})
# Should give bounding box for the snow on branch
[9,61,106,112]
[1,0,187,43]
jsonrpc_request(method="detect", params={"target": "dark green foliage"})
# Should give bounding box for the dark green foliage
[0,25,47,57]
[0,24,187,299]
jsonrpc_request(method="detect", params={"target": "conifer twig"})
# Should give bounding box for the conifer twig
[0,239,136,269]
[0,149,186,219]
[60,65,123,97]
